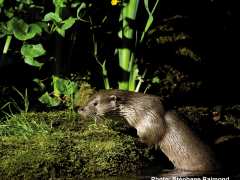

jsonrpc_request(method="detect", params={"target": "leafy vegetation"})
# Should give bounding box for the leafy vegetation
[37,76,78,110]
[0,0,200,94]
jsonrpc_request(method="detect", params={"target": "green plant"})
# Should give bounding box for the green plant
[0,0,77,68]
[37,76,78,111]
[21,43,46,68]
[0,113,49,138]
[1,17,41,52]
[117,0,160,91]
[0,0,201,102]
[0,15,44,67]
[1,0,162,93]
[43,12,76,37]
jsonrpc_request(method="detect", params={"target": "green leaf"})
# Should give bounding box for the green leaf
[21,44,46,58]
[56,27,65,37]
[152,76,160,84]
[24,56,44,67]
[52,76,78,97]
[4,7,14,18]
[143,16,153,36]
[52,76,62,97]
[61,17,76,30]
[7,18,22,33]
[36,22,50,33]
[8,18,42,41]
[43,12,62,23]
[26,23,42,37]
[65,81,78,96]
[21,44,46,67]
[140,0,160,42]
[38,92,61,107]
[43,13,75,37]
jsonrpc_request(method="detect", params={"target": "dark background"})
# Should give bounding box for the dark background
[0,0,239,106]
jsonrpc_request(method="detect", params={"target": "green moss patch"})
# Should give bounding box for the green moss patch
[0,111,155,178]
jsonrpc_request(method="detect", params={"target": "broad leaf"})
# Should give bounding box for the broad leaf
[8,18,42,41]
[43,12,62,23]
[36,22,49,33]
[23,56,44,67]
[21,44,46,67]
[52,76,78,97]
[39,92,61,107]
[21,44,46,58]
[61,17,76,30]
[56,27,65,37]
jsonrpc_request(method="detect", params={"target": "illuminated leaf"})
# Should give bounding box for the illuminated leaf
[7,18,42,41]
[39,92,61,107]
[21,44,46,67]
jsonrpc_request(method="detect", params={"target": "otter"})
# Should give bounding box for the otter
[78,89,220,172]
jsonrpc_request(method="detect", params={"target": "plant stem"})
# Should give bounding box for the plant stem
[102,61,110,89]
[140,0,160,42]
[128,54,137,91]
[118,0,140,90]
[3,35,12,54]
[135,69,147,92]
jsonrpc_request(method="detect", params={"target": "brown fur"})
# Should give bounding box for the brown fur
[78,90,220,171]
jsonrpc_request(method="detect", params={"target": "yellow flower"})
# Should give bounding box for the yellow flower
[111,0,121,6]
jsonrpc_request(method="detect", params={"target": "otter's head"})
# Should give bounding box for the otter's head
[78,92,119,120]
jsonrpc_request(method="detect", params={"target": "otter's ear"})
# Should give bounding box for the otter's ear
[109,95,117,102]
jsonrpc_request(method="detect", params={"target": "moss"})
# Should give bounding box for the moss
[0,111,155,178]
[0,134,58,179]
[76,124,150,177]
[74,82,95,108]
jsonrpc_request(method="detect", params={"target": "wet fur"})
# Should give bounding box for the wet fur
[78,90,220,172]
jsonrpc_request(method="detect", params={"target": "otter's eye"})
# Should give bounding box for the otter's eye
[93,102,98,106]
